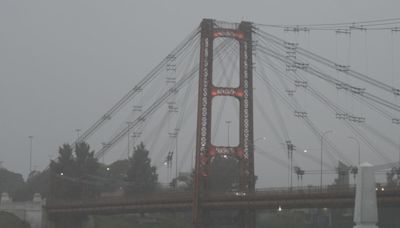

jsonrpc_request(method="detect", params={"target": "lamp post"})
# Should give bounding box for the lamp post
[253,137,266,190]
[348,136,361,165]
[286,141,295,190]
[320,130,332,188]
[127,122,133,158]
[174,128,179,180]
[75,129,81,141]
[28,136,33,175]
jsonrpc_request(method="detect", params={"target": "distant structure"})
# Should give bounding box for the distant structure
[334,161,350,186]
[0,192,44,228]
[353,161,400,228]
[353,163,378,228]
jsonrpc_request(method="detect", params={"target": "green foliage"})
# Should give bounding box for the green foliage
[50,142,100,199]
[386,167,400,186]
[170,171,193,191]
[208,155,240,192]
[13,170,49,201]
[107,159,130,177]
[125,142,158,194]
[96,159,130,193]
[0,211,30,228]
[0,168,24,196]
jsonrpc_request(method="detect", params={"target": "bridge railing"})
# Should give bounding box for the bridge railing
[46,184,400,208]
[255,184,356,194]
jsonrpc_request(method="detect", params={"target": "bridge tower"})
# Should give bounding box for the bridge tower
[193,19,255,227]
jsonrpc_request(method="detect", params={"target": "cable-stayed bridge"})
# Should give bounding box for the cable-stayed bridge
[45,18,400,228]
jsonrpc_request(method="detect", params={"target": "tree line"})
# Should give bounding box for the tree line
[0,141,158,201]
[1,140,246,201]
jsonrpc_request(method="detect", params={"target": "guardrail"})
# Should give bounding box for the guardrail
[45,185,400,215]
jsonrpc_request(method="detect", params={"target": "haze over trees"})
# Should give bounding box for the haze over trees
[0,168,24,198]
[125,142,158,194]
[0,211,30,228]
[0,140,245,203]
[208,155,240,192]
[49,142,100,199]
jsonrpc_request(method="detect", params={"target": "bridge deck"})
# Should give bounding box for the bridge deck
[45,186,400,216]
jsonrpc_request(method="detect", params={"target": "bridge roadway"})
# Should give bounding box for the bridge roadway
[45,186,400,216]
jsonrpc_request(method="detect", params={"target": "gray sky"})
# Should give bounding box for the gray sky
[1,0,399,187]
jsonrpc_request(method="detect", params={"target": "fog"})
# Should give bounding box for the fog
[1,0,399,189]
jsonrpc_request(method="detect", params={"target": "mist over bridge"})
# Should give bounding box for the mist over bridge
[44,18,400,228]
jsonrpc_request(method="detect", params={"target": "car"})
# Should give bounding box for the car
[234,192,246,196]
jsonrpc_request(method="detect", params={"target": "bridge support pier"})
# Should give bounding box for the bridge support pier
[353,163,378,228]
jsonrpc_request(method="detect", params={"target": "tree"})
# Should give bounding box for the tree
[170,170,194,191]
[97,159,130,193]
[387,167,400,186]
[13,170,50,201]
[208,155,240,192]
[49,142,100,199]
[125,142,158,194]
[0,211,30,228]
[0,167,24,197]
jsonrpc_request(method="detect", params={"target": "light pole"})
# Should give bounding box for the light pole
[253,137,266,190]
[320,130,332,188]
[286,141,295,190]
[348,136,361,165]
[28,136,33,175]
[127,122,133,158]
[174,128,179,180]
[75,129,81,141]
[225,120,232,147]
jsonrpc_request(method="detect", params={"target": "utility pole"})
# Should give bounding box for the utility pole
[286,141,295,190]
[348,136,361,165]
[175,128,179,179]
[28,136,33,175]
[398,134,400,164]
[75,129,81,141]
[127,122,133,158]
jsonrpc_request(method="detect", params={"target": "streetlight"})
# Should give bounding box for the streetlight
[253,137,266,188]
[320,130,332,188]
[174,128,179,180]
[28,136,33,175]
[75,129,81,141]
[286,141,295,190]
[127,122,133,158]
[348,136,361,165]
[225,120,232,147]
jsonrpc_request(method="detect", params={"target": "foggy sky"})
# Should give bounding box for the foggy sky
[1,0,400,186]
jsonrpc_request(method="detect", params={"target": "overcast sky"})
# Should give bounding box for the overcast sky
[1,0,399,186]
